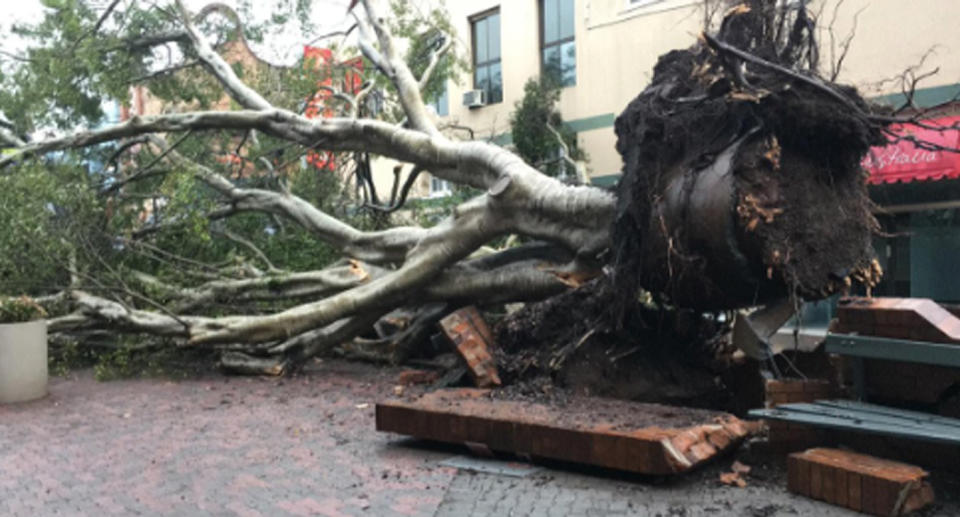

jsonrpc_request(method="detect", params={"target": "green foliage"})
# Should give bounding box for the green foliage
[50,336,218,380]
[91,342,216,381]
[0,296,47,324]
[0,160,102,295]
[0,1,178,131]
[49,340,98,377]
[510,77,585,178]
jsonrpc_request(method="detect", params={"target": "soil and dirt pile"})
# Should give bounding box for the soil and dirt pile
[494,279,759,412]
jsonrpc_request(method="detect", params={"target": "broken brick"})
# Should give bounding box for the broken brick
[439,307,501,388]
[763,379,833,451]
[706,427,733,450]
[787,448,934,516]
[396,369,440,386]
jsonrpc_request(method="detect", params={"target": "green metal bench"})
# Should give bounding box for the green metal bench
[748,333,960,445]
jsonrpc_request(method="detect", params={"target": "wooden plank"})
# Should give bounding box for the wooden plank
[825,334,960,368]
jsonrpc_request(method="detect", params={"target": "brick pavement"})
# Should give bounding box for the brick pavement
[0,361,453,516]
[1,360,958,516]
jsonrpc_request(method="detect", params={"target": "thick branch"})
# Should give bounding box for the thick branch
[175,0,272,111]
[418,37,453,92]
[358,0,438,134]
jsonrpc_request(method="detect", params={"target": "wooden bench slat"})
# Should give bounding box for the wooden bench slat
[814,400,960,430]
[775,402,960,434]
[750,404,960,445]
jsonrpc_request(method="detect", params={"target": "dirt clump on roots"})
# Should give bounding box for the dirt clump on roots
[611,1,886,313]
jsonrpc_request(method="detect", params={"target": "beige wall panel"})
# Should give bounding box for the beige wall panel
[578,126,621,176]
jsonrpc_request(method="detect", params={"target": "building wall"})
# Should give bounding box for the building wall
[434,0,960,182]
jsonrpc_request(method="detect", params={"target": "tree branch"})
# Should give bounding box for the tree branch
[174,0,272,111]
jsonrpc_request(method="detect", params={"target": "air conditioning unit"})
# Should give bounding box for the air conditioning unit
[462,89,486,108]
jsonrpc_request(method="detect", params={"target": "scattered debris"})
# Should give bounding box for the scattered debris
[396,369,440,386]
[720,471,747,488]
[720,460,752,487]
[787,447,934,516]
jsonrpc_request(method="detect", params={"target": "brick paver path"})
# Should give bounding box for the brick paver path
[1,360,957,516]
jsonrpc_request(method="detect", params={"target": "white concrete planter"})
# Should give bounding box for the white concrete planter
[0,320,47,403]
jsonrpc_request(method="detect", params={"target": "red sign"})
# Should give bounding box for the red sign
[303,46,364,171]
[862,115,960,184]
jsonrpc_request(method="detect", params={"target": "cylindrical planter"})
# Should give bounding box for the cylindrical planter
[0,320,47,404]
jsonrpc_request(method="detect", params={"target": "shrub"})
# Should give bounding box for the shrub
[0,295,47,324]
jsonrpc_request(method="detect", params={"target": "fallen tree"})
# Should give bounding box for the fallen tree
[0,0,946,377]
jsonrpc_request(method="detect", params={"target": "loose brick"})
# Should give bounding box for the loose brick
[766,379,806,394]
[439,307,501,388]
[835,467,848,507]
[821,464,836,504]
[787,448,934,516]
[809,462,823,499]
[706,427,732,450]
[396,369,440,386]
[685,441,717,464]
[796,454,811,497]
[848,472,862,512]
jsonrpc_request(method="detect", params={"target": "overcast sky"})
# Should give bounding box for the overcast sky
[1,0,356,64]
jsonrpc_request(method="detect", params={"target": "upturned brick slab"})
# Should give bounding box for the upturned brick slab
[836,297,960,344]
[439,307,501,388]
[835,297,960,404]
[376,388,755,475]
[787,448,934,516]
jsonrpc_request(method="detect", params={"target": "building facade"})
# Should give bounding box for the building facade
[425,0,960,306]
[432,0,960,184]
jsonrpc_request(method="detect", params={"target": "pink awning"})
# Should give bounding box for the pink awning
[862,115,960,185]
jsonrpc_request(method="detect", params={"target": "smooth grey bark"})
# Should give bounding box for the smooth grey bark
[13,0,614,365]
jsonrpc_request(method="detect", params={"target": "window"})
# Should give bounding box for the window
[541,0,575,87]
[430,175,452,197]
[471,10,502,104]
[429,82,449,117]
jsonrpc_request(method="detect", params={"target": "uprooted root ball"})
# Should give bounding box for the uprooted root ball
[611,1,886,313]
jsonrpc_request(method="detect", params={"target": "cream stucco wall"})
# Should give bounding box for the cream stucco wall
[431,0,960,182]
